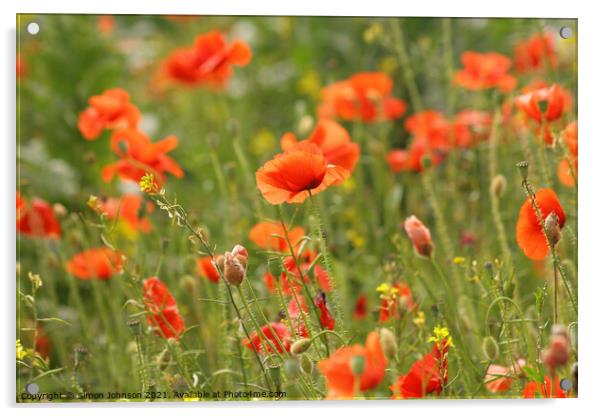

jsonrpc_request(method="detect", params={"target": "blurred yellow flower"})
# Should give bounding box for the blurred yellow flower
[345,229,366,249]
[297,70,321,99]
[250,128,276,156]
[413,311,426,326]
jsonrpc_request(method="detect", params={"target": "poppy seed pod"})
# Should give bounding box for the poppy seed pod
[379,328,397,360]
[544,212,562,246]
[516,161,529,181]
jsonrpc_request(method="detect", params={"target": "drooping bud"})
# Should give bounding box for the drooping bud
[516,161,529,181]
[379,328,397,360]
[290,338,312,356]
[403,215,434,258]
[544,212,562,246]
[350,355,366,376]
[490,174,507,198]
[482,336,500,361]
[222,247,247,286]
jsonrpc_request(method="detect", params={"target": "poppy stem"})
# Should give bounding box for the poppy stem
[388,18,423,112]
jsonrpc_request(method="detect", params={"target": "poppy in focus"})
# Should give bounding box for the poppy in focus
[318,72,406,122]
[77,88,141,140]
[143,277,185,339]
[255,142,349,204]
[16,192,61,239]
[318,331,387,399]
[66,247,124,280]
[280,120,360,174]
[516,188,566,260]
[102,128,184,186]
[454,51,517,93]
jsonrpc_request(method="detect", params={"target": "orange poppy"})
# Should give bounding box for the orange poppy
[102,128,184,185]
[514,84,572,125]
[77,88,141,140]
[143,277,185,340]
[451,110,492,148]
[523,376,567,398]
[16,192,61,239]
[98,194,154,233]
[404,110,449,146]
[249,221,305,252]
[196,256,220,283]
[243,322,291,354]
[484,364,512,393]
[516,189,566,260]
[318,72,406,122]
[403,215,433,258]
[557,121,578,187]
[318,331,387,399]
[280,120,360,174]
[66,247,124,280]
[454,51,517,93]
[255,142,349,204]
[160,31,252,89]
[514,33,557,73]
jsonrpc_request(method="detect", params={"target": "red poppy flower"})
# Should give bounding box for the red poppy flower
[523,376,567,398]
[318,72,406,122]
[243,322,291,354]
[514,84,572,126]
[386,137,447,173]
[97,15,116,34]
[516,188,566,260]
[77,88,141,140]
[404,111,449,146]
[265,251,331,295]
[378,282,414,323]
[318,331,387,399]
[484,364,512,393]
[17,53,27,79]
[143,277,185,339]
[352,293,368,320]
[16,192,61,239]
[248,221,305,252]
[557,121,578,187]
[101,128,184,186]
[454,51,517,93]
[287,295,310,339]
[98,194,154,233]
[280,120,360,174]
[255,142,349,204]
[66,247,124,280]
[514,33,557,73]
[160,31,252,89]
[451,110,492,148]
[403,215,433,258]
[314,291,335,330]
[196,256,220,283]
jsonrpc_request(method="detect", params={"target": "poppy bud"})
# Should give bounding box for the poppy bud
[350,355,366,376]
[543,325,570,369]
[490,174,507,198]
[482,336,500,361]
[403,215,434,258]
[516,161,529,181]
[223,249,247,286]
[379,328,397,360]
[544,212,562,246]
[299,354,314,375]
[291,338,312,356]
[179,275,197,292]
[53,203,67,218]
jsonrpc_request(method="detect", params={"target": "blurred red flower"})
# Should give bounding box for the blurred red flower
[264,250,331,295]
[314,291,335,330]
[514,84,572,125]
[318,331,387,399]
[249,221,305,252]
[77,88,141,140]
[196,256,220,283]
[98,194,154,233]
[160,31,252,89]
[102,128,184,185]
[281,120,360,174]
[16,53,27,79]
[514,33,557,73]
[66,247,124,280]
[16,192,61,239]
[143,277,185,339]
[255,142,349,204]
[378,282,414,323]
[451,110,492,148]
[484,364,512,393]
[352,293,368,320]
[557,121,578,187]
[516,188,566,260]
[318,72,406,122]
[97,15,115,35]
[454,51,517,93]
[404,110,449,146]
[243,322,291,354]
[523,376,567,398]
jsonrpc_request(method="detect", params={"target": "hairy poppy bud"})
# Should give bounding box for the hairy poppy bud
[291,338,312,356]
[379,328,397,360]
[544,212,562,246]
[516,161,529,181]
[299,354,313,375]
[403,215,433,258]
[490,174,507,198]
[350,355,366,376]
[482,336,499,361]
[223,249,247,286]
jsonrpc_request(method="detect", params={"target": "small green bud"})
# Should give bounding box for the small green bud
[482,336,500,361]
[379,328,397,360]
[490,174,507,198]
[290,338,312,356]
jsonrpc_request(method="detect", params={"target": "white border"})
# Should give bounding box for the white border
[3,1,601,415]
